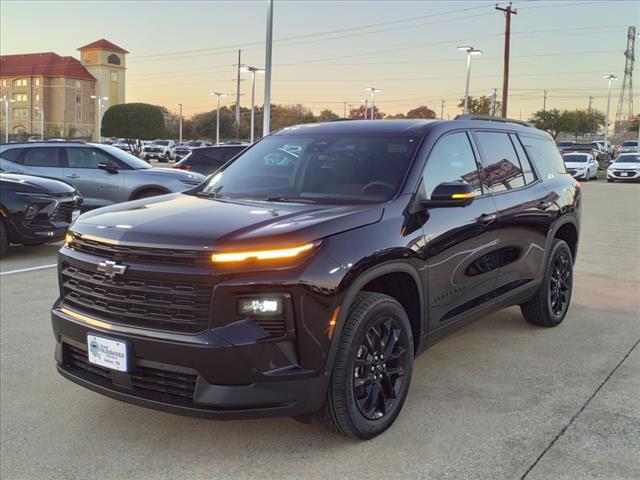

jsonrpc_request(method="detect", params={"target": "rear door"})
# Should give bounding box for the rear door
[63,147,126,208]
[422,131,499,331]
[473,131,554,296]
[17,147,64,178]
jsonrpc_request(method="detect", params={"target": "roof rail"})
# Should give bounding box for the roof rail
[454,114,533,128]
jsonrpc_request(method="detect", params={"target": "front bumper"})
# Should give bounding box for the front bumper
[142,151,169,160]
[607,169,640,181]
[566,169,588,180]
[52,307,328,419]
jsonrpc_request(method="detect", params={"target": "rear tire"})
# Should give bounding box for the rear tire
[315,292,414,439]
[0,219,8,257]
[521,239,573,327]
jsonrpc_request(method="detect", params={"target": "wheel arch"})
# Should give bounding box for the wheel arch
[324,261,425,375]
[128,185,171,201]
[552,218,579,261]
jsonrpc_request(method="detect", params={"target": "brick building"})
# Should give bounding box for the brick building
[0,39,128,141]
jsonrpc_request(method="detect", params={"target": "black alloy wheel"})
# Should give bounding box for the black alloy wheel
[548,250,572,317]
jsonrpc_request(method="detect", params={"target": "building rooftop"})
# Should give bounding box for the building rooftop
[77,38,129,54]
[0,52,96,81]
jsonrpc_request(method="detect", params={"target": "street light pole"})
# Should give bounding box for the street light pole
[458,46,482,115]
[90,95,109,142]
[602,74,618,150]
[263,0,274,137]
[177,103,183,144]
[209,92,227,144]
[362,99,368,119]
[1,98,16,143]
[241,66,264,143]
[36,107,44,140]
[364,88,381,119]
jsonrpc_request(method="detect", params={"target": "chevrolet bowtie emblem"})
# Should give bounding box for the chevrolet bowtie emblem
[97,260,127,279]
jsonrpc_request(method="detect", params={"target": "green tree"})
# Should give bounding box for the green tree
[529,109,569,139]
[318,109,340,122]
[627,113,639,132]
[457,95,501,115]
[406,105,436,119]
[102,103,166,154]
[349,105,384,119]
[385,113,407,119]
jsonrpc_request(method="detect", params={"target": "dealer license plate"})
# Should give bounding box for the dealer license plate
[71,209,81,222]
[87,334,128,372]
[620,172,629,177]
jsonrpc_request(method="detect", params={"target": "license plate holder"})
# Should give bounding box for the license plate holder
[71,209,81,222]
[87,334,129,372]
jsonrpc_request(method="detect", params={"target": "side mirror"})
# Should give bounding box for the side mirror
[98,162,118,174]
[416,182,476,210]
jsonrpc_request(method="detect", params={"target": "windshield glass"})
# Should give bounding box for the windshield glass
[557,142,573,147]
[614,154,640,163]
[152,140,169,146]
[563,154,589,163]
[187,141,202,147]
[196,134,419,204]
[621,141,638,147]
[100,145,152,169]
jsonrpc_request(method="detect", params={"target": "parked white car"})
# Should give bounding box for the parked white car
[562,152,599,181]
[617,140,638,155]
[141,139,175,162]
[607,153,640,182]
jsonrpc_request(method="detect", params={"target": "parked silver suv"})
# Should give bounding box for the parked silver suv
[0,142,204,209]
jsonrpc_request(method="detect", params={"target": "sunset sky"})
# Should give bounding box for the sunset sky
[1,0,638,119]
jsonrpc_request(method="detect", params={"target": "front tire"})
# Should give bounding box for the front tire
[0,219,9,257]
[521,239,573,327]
[316,292,414,439]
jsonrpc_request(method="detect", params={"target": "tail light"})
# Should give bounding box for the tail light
[174,164,192,170]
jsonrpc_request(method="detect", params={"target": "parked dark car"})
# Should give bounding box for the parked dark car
[173,140,213,161]
[0,173,82,256]
[174,144,249,175]
[566,142,608,163]
[556,140,575,153]
[52,116,581,439]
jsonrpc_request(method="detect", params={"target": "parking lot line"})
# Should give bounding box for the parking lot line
[0,264,57,276]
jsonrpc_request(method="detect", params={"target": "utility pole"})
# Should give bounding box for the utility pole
[496,2,517,118]
[543,90,548,112]
[440,99,445,119]
[235,49,241,139]
[588,96,594,133]
[347,103,354,119]
[263,0,274,137]
[177,103,183,144]
[491,88,498,116]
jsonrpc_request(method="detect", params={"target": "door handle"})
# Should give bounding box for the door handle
[537,201,553,210]
[65,174,80,179]
[476,213,497,225]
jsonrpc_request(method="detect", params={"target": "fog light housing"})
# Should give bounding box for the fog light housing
[24,204,40,220]
[238,297,283,316]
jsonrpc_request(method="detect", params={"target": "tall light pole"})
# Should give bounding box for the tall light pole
[209,92,227,144]
[602,74,618,149]
[364,88,381,119]
[1,98,15,144]
[361,99,368,119]
[263,0,274,137]
[458,46,483,115]
[35,106,44,140]
[90,95,108,142]
[176,103,183,144]
[241,65,264,143]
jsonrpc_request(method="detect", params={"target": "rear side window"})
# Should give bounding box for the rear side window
[22,147,60,167]
[201,148,227,162]
[521,135,566,174]
[66,148,113,168]
[224,147,245,161]
[510,134,537,184]
[0,148,23,162]
[422,132,483,199]
[474,132,525,192]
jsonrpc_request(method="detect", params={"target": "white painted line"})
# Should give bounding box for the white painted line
[0,264,57,276]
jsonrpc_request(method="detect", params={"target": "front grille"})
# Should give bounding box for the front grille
[65,344,197,400]
[614,170,636,177]
[252,317,287,337]
[69,236,211,267]
[145,148,163,153]
[50,200,79,222]
[61,263,212,333]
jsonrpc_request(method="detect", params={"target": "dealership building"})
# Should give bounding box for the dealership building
[0,39,128,141]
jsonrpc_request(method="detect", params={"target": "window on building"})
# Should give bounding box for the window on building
[13,94,28,102]
[76,111,82,121]
[474,132,526,192]
[14,109,28,118]
[76,80,81,90]
[76,95,81,104]
[2,80,7,87]
[110,72,118,82]
[90,98,95,105]
[35,78,40,86]
[13,78,28,87]
[35,93,40,102]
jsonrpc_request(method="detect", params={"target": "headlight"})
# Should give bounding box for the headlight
[238,297,283,316]
[211,242,317,263]
[16,191,54,199]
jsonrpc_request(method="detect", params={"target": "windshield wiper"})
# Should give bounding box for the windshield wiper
[262,195,317,204]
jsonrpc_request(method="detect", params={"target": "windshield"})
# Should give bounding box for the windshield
[196,133,419,204]
[621,141,638,147]
[152,140,170,146]
[187,141,202,147]
[557,142,573,147]
[100,145,152,169]
[563,154,589,163]
[614,154,640,163]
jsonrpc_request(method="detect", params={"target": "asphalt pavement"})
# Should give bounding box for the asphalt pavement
[1,181,638,480]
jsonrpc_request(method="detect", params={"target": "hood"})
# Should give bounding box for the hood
[138,168,205,181]
[564,162,589,169]
[0,173,77,195]
[610,162,640,169]
[72,193,384,249]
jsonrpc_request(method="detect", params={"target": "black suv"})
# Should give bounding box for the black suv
[0,173,82,255]
[52,116,581,438]
[174,144,248,175]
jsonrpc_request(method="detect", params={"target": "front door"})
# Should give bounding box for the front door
[63,147,125,208]
[421,131,500,332]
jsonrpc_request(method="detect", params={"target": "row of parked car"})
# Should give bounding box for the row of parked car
[107,139,218,162]
[0,141,249,255]
[559,139,640,182]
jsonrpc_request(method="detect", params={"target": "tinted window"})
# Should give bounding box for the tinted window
[615,154,640,163]
[23,148,59,167]
[224,147,246,161]
[199,134,418,204]
[422,132,482,199]
[521,135,566,174]
[200,148,227,162]
[0,148,23,162]
[510,134,537,184]
[621,141,638,147]
[562,154,589,163]
[475,132,525,192]
[66,148,113,168]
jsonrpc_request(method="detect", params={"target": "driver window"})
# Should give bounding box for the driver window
[422,132,482,199]
[66,148,113,169]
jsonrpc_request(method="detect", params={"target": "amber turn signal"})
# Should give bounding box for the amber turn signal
[211,243,315,263]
